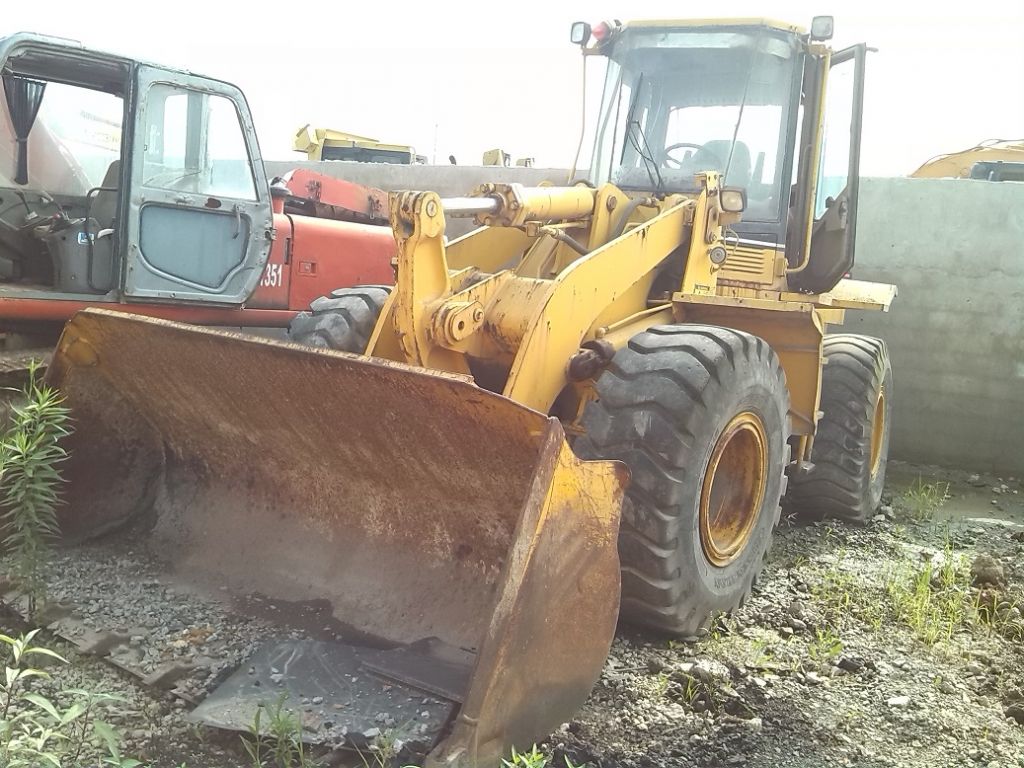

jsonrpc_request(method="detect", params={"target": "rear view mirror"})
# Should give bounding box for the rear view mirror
[810,15,834,41]
[570,21,591,46]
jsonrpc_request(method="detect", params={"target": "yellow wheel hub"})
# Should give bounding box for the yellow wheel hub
[699,412,768,567]
[870,386,886,478]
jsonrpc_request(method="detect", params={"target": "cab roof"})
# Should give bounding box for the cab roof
[620,18,807,36]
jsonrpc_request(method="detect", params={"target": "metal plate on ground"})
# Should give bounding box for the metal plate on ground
[362,636,474,704]
[188,639,461,749]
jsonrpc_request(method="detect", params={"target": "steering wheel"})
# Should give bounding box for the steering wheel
[662,142,726,171]
[0,190,62,233]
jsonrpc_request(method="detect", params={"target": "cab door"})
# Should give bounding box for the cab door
[122,66,273,303]
[790,43,867,294]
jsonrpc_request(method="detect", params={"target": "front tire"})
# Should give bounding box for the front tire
[288,286,391,352]
[786,334,892,524]
[576,325,790,636]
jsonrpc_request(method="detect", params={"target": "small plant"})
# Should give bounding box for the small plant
[681,675,702,707]
[898,477,949,522]
[972,589,1024,641]
[810,561,858,624]
[807,626,843,663]
[241,693,315,768]
[1,362,73,618]
[885,551,972,644]
[666,670,720,714]
[0,629,143,767]
[651,672,670,698]
[502,745,548,768]
[356,729,408,768]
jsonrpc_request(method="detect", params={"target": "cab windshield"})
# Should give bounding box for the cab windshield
[591,27,799,222]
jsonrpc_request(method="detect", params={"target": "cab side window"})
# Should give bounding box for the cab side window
[141,83,256,201]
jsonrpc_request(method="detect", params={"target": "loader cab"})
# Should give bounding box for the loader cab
[582,18,867,294]
[0,33,272,307]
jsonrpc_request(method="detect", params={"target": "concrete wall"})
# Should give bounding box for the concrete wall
[848,177,1024,473]
[264,161,1024,472]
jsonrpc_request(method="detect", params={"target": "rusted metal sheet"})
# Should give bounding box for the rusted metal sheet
[189,639,458,754]
[47,309,627,765]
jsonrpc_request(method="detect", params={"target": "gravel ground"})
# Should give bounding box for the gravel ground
[3,460,1024,767]
[551,461,1024,768]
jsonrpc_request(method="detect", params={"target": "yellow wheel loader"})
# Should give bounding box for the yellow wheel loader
[41,15,896,767]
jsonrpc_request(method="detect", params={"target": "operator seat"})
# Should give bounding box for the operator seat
[692,140,752,188]
[45,159,121,294]
[81,159,120,292]
[90,160,120,230]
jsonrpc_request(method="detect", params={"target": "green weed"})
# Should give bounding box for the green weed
[898,478,949,522]
[503,745,549,768]
[241,693,315,768]
[807,626,843,663]
[0,629,143,767]
[499,745,589,768]
[0,363,72,619]
[885,550,972,644]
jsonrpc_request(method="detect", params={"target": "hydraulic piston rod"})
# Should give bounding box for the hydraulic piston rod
[439,183,597,227]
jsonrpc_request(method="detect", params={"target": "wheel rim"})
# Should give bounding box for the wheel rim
[870,386,886,478]
[699,412,768,567]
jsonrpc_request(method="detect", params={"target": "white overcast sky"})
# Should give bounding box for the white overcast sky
[5,0,1023,176]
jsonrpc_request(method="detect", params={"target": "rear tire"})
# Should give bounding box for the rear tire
[786,334,892,524]
[288,286,391,353]
[576,325,790,636]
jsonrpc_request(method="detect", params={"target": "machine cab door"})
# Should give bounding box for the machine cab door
[122,66,273,304]
[790,43,867,294]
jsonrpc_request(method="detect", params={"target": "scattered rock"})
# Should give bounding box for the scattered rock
[77,629,130,656]
[1004,704,1024,725]
[647,657,667,674]
[971,554,1006,587]
[142,662,195,689]
[787,616,808,632]
[837,656,864,673]
[966,661,986,677]
[886,696,911,708]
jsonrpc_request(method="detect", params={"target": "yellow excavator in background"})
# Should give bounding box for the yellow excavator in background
[45,15,896,767]
[911,138,1024,181]
[294,123,428,164]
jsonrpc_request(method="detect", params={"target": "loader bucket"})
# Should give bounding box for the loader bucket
[47,308,627,766]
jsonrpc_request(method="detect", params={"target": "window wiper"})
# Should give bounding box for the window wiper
[627,120,664,192]
[724,29,765,183]
[621,73,664,192]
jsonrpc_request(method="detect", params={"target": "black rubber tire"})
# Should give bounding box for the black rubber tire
[576,325,790,636]
[287,286,391,352]
[786,334,893,524]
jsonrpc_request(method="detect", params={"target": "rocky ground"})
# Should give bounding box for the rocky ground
[553,461,1024,768]
[3,460,1024,767]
